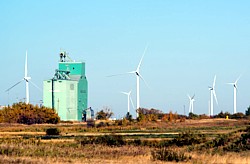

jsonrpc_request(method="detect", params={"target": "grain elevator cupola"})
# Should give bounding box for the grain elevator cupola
[43,51,88,121]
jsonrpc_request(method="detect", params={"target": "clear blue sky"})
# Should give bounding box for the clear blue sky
[1,0,250,118]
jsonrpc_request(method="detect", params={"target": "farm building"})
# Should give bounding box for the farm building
[43,51,88,121]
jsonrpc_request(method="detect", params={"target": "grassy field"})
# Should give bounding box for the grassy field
[0,118,249,163]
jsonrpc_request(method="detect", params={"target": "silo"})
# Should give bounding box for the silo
[43,51,88,121]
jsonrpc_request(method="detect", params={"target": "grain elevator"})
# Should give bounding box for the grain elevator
[43,51,88,121]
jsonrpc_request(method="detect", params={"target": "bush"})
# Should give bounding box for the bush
[96,121,110,128]
[87,119,95,128]
[188,112,199,119]
[95,135,125,146]
[46,128,60,135]
[171,130,206,146]
[79,135,125,146]
[0,102,60,124]
[223,126,250,152]
[151,148,191,162]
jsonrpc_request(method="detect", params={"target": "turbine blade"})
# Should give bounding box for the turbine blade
[29,80,42,92]
[106,72,131,77]
[130,96,135,109]
[213,90,218,105]
[213,75,216,88]
[127,71,136,74]
[136,45,148,72]
[235,75,241,84]
[25,51,28,78]
[5,80,23,92]
[235,84,238,92]
[192,94,195,99]
[138,73,150,90]
[187,94,191,100]
[121,91,129,95]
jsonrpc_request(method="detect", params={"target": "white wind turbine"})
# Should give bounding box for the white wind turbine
[121,90,135,116]
[208,75,218,116]
[6,51,40,104]
[188,94,195,113]
[127,46,149,118]
[227,76,241,114]
[108,46,149,118]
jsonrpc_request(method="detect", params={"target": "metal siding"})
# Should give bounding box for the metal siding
[59,62,85,75]
[54,81,67,120]
[43,61,88,122]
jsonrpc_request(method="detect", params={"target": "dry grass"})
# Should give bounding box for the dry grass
[0,119,249,163]
[0,132,45,135]
[191,152,250,164]
[0,155,167,164]
[39,139,75,143]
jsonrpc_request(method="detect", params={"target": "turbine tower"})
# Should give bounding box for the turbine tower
[127,46,148,118]
[188,94,195,113]
[24,51,31,104]
[208,75,218,116]
[227,76,240,114]
[121,90,135,117]
[6,51,40,104]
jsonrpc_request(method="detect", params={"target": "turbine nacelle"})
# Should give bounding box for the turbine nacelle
[24,77,31,82]
[208,87,213,91]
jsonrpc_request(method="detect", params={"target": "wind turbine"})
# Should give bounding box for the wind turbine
[108,46,148,118]
[188,94,195,113]
[208,75,218,116]
[227,76,241,114]
[5,51,40,104]
[127,46,149,118]
[121,90,135,117]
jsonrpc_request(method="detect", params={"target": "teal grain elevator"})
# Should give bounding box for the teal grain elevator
[43,51,88,121]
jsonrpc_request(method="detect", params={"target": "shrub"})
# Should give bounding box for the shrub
[0,102,60,124]
[95,135,125,146]
[231,112,245,119]
[188,112,199,119]
[46,128,60,135]
[151,148,191,162]
[87,119,95,128]
[171,130,206,146]
[96,121,110,128]
[96,107,113,120]
[223,126,250,152]
[79,135,125,146]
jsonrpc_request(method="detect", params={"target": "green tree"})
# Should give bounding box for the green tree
[188,112,199,119]
[246,106,250,116]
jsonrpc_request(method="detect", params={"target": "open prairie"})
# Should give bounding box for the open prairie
[0,118,249,164]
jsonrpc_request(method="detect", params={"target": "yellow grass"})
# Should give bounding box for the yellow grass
[0,131,45,135]
[40,139,75,143]
[2,152,249,164]
[191,152,250,164]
